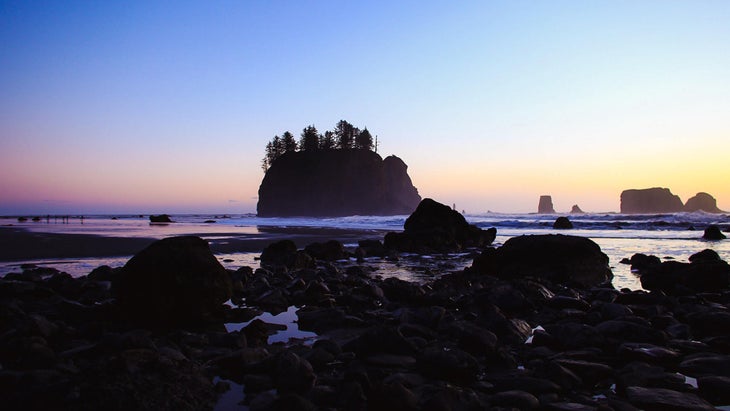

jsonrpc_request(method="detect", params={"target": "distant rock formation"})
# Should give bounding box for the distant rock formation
[257,149,421,217]
[538,195,555,213]
[684,192,723,213]
[571,205,584,213]
[620,188,684,214]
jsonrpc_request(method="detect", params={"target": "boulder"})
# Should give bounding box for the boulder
[113,236,232,327]
[304,240,346,261]
[260,240,315,269]
[620,187,684,214]
[552,216,573,229]
[384,198,496,253]
[470,234,612,288]
[538,195,555,213]
[702,225,726,240]
[149,214,172,223]
[684,192,722,213]
[640,258,730,294]
[257,149,421,217]
[570,204,584,213]
[625,386,715,411]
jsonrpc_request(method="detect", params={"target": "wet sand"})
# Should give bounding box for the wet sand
[0,225,386,262]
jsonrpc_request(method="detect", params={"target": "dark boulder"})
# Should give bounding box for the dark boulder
[625,386,715,411]
[629,253,662,272]
[702,225,726,240]
[384,198,496,253]
[684,192,722,213]
[304,240,346,261]
[260,240,314,270]
[471,234,612,288]
[640,257,730,294]
[689,249,721,263]
[553,216,573,229]
[257,149,421,217]
[538,195,555,213]
[112,236,232,327]
[620,187,684,214]
[149,214,172,223]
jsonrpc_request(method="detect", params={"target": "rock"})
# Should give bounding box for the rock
[640,258,730,294]
[698,375,730,405]
[684,192,722,213]
[260,240,314,269]
[620,187,684,214]
[570,204,584,213]
[418,346,480,384]
[471,234,612,288]
[149,214,172,223]
[274,352,316,394]
[112,236,232,327]
[625,386,715,411]
[539,195,556,213]
[384,198,496,253]
[553,216,573,229]
[357,239,386,257]
[629,253,662,272]
[689,249,721,263]
[702,225,726,240]
[257,149,421,217]
[680,354,730,378]
[490,390,540,410]
[304,240,346,261]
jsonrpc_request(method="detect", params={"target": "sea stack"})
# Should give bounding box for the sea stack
[538,195,555,213]
[571,204,584,213]
[684,192,723,213]
[620,187,684,214]
[257,150,421,217]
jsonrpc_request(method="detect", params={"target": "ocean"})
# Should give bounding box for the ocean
[1,212,728,291]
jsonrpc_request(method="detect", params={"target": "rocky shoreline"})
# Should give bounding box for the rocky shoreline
[2,201,729,410]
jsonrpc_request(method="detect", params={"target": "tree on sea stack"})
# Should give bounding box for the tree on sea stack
[355,127,374,151]
[300,125,320,151]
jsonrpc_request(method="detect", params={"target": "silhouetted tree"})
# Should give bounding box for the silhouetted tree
[262,135,284,172]
[321,130,336,149]
[281,131,297,152]
[300,125,320,151]
[355,127,374,151]
[334,120,358,149]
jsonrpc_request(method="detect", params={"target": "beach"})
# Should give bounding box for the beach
[2,211,730,410]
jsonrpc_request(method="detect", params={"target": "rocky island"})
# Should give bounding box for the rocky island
[620,188,724,214]
[257,121,421,217]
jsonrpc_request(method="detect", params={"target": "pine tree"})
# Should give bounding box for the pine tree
[281,131,297,152]
[334,120,356,149]
[300,125,320,151]
[321,131,336,149]
[355,127,374,151]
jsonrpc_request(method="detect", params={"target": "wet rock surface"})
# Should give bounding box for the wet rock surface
[3,234,730,410]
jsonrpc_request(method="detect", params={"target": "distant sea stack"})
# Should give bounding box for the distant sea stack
[257,149,421,217]
[684,192,723,213]
[538,195,555,213]
[620,187,684,214]
[571,205,584,213]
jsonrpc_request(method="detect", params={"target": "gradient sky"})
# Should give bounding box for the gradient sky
[1,1,729,215]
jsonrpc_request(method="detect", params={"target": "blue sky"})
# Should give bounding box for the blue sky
[2,1,729,214]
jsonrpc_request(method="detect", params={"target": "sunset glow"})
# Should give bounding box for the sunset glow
[2,1,729,214]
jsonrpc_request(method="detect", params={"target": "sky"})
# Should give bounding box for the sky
[1,0,729,215]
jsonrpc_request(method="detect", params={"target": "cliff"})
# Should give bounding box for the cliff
[257,149,421,217]
[620,187,684,214]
